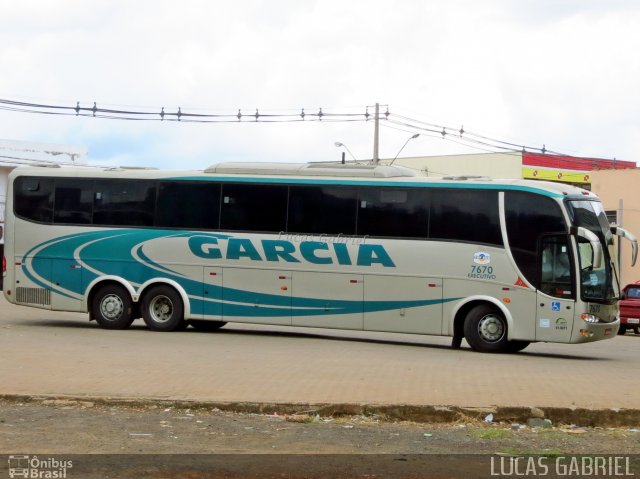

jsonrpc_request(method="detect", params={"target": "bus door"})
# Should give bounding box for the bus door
[535,235,575,342]
[222,268,292,325]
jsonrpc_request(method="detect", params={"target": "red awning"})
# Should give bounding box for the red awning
[522,152,635,171]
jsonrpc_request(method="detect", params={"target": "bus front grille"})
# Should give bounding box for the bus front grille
[16,287,51,306]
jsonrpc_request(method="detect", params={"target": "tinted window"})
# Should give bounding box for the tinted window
[14,177,54,223]
[288,186,357,235]
[54,179,93,224]
[358,187,428,238]
[430,189,502,245]
[156,182,220,229]
[93,180,156,226]
[505,191,566,287]
[220,183,288,232]
[567,200,613,245]
[540,234,574,299]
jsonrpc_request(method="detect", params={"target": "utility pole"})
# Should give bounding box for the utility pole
[373,102,380,165]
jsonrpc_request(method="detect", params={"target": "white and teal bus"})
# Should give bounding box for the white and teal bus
[3,162,637,353]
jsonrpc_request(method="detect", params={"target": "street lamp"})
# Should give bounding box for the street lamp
[334,141,358,163]
[389,133,420,166]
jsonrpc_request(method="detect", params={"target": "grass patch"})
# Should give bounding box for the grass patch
[497,447,563,457]
[470,428,511,440]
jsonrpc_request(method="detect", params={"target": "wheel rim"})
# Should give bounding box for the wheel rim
[149,295,174,323]
[477,314,505,343]
[100,294,124,321]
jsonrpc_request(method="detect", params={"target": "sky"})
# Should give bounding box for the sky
[0,0,639,169]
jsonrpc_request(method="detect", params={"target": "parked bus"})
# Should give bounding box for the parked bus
[2,162,637,353]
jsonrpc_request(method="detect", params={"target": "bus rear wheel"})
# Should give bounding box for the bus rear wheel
[141,285,185,332]
[463,304,509,353]
[92,284,135,330]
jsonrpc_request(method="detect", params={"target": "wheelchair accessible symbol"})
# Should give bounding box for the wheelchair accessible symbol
[551,301,561,312]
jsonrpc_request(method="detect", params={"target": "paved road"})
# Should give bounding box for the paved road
[0,296,638,409]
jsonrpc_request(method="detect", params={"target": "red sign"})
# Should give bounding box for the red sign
[523,152,635,171]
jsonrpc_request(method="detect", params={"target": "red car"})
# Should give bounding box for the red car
[619,281,640,335]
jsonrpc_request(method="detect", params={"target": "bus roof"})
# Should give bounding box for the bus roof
[9,161,597,199]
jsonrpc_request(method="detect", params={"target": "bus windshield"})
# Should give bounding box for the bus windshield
[566,200,619,302]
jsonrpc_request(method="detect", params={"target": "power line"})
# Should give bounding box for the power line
[0,99,372,124]
[386,114,543,154]
[0,97,624,163]
[380,122,517,156]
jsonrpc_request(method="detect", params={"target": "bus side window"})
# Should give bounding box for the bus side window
[539,235,573,299]
[429,189,502,246]
[156,182,221,229]
[220,183,288,233]
[93,180,156,227]
[288,186,357,235]
[53,179,93,224]
[14,177,54,223]
[505,191,567,289]
[357,187,428,238]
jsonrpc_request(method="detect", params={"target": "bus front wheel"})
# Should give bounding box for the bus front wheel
[463,304,509,353]
[141,285,185,332]
[92,284,135,330]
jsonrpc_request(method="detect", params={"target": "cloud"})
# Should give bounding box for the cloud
[0,0,638,167]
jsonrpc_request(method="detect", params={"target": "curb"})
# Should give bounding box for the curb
[2,394,639,427]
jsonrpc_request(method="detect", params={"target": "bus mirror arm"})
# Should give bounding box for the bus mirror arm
[571,226,603,269]
[611,226,638,267]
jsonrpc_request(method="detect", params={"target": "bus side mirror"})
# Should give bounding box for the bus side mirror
[570,226,603,269]
[611,226,638,267]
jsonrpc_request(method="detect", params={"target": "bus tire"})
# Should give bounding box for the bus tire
[189,319,227,331]
[141,285,185,332]
[506,340,530,353]
[617,326,627,335]
[463,304,509,353]
[92,284,135,330]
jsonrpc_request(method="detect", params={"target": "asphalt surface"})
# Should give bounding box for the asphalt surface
[1,295,639,412]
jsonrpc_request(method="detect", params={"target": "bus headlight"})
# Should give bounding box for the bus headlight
[581,313,601,324]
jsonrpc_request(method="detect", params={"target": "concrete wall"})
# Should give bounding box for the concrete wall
[590,169,640,286]
[385,152,523,178]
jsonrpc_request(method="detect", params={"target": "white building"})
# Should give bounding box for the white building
[0,139,87,288]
